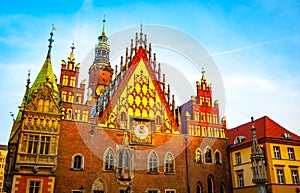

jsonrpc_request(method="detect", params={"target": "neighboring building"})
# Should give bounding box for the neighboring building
[0,145,7,193]
[228,116,300,193]
[4,30,61,193]
[5,20,232,193]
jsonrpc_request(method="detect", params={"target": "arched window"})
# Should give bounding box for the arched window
[165,152,175,173]
[195,148,202,163]
[118,149,130,169]
[205,148,212,163]
[120,112,126,121]
[215,151,221,164]
[196,182,202,193]
[104,148,114,170]
[208,177,214,193]
[72,154,84,170]
[220,183,225,193]
[156,116,161,125]
[149,151,158,173]
[92,178,106,193]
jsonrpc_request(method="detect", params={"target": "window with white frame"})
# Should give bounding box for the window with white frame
[165,153,174,173]
[149,151,158,173]
[29,180,41,193]
[277,169,284,184]
[72,154,84,170]
[236,152,241,164]
[104,148,114,170]
[292,170,299,184]
[274,146,281,159]
[238,174,244,187]
[288,148,295,160]
[165,189,176,193]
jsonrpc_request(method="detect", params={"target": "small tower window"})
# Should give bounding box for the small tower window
[72,154,84,170]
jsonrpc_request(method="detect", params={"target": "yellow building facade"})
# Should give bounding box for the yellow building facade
[0,145,7,193]
[228,116,300,193]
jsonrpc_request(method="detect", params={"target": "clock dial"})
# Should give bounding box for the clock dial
[134,124,150,139]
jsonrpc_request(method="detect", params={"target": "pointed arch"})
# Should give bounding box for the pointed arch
[164,152,175,173]
[214,150,221,164]
[205,146,212,163]
[196,181,203,193]
[195,148,202,163]
[118,148,130,169]
[220,183,225,193]
[148,150,159,173]
[103,147,115,170]
[91,177,106,193]
[207,174,214,193]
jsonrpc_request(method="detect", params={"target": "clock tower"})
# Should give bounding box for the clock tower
[87,16,113,104]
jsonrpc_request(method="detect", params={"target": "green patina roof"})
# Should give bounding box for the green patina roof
[30,51,58,95]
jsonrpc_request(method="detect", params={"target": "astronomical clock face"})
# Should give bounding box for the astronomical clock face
[134,124,150,139]
[130,118,154,144]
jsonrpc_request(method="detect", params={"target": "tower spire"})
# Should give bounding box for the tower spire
[47,24,56,59]
[30,25,59,96]
[101,14,106,36]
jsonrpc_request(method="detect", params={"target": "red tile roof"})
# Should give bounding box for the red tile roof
[228,116,300,145]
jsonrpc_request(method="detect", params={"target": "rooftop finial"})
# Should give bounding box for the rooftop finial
[49,24,56,48]
[140,22,143,38]
[70,42,75,53]
[47,24,56,59]
[101,14,106,36]
[201,67,205,76]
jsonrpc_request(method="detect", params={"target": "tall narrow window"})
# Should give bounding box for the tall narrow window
[70,76,76,87]
[195,149,202,163]
[205,148,212,163]
[236,152,242,164]
[277,169,284,184]
[118,149,130,169]
[104,148,114,170]
[288,148,295,160]
[165,153,174,173]
[292,170,299,184]
[238,174,244,187]
[207,177,213,193]
[274,146,281,159]
[73,155,83,170]
[28,135,39,154]
[29,181,40,193]
[215,152,221,164]
[62,75,69,86]
[196,183,202,193]
[220,184,225,193]
[39,136,50,154]
[149,151,158,173]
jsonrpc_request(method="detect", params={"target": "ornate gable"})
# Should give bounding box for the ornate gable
[98,52,178,136]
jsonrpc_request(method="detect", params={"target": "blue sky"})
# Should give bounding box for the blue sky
[0,0,299,144]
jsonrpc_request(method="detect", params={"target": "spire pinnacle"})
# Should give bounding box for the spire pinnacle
[101,14,106,36]
[70,42,75,59]
[201,67,206,80]
[70,42,75,53]
[47,24,56,59]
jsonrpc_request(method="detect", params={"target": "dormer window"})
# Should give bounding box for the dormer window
[282,133,292,139]
[234,136,246,144]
